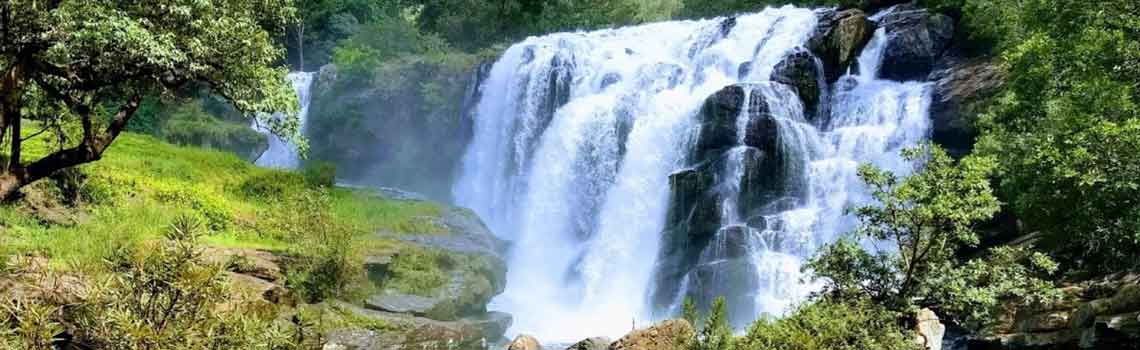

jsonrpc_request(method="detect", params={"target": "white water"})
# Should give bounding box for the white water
[454,6,931,342]
[254,72,315,169]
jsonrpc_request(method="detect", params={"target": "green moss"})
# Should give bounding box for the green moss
[382,248,450,296]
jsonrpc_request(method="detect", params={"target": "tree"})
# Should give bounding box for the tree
[0,0,300,201]
[807,144,1058,329]
[692,297,732,350]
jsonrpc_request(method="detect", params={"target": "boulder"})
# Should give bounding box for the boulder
[508,335,541,350]
[323,302,513,350]
[771,48,823,120]
[914,308,946,350]
[567,337,611,350]
[877,7,955,81]
[807,9,875,82]
[608,319,694,350]
[928,58,1005,158]
[692,85,748,161]
[365,291,444,318]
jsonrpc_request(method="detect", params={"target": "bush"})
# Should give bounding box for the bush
[737,300,918,350]
[1,216,300,350]
[239,171,307,200]
[302,161,337,188]
[282,189,364,303]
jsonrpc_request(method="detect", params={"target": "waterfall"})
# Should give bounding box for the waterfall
[454,6,931,342]
[254,72,315,169]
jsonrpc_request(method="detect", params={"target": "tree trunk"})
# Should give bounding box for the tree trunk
[0,94,141,202]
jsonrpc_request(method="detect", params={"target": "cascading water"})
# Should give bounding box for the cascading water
[254,72,314,169]
[454,5,932,342]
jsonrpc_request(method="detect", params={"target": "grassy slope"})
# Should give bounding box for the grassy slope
[0,131,442,271]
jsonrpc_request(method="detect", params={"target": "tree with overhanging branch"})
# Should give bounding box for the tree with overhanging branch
[0,0,301,201]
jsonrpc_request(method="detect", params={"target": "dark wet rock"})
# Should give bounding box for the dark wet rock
[878,7,955,81]
[601,73,622,89]
[771,48,823,120]
[568,337,612,350]
[719,17,737,36]
[738,61,752,80]
[688,257,761,328]
[807,9,875,82]
[692,85,748,161]
[927,58,1005,158]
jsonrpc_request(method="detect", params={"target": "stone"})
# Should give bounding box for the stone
[878,7,956,81]
[567,337,611,350]
[608,319,694,350]
[508,334,541,350]
[771,48,823,120]
[807,9,875,82]
[323,302,513,349]
[692,85,748,161]
[914,308,946,350]
[365,291,444,317]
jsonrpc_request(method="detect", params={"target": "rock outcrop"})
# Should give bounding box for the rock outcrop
[771,48,824,120]
[807,9,876,82]
[568,337,612,350]
[507,335,542,350]
[877,5,955,81]
[322,302,512,350]
[927,58,1005,158]
[975,273,1140,349]
[914,308,947,350]
[608,319,694,350]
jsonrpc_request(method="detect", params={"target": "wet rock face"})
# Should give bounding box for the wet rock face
[928,58,1005,158]
[323,302,513,350]
[771,49,823,120]
[568,337,612,350]
[808,9,876,82]
[654,84,806,313]
[878,6,955,81]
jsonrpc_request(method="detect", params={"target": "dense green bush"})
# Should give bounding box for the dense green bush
[737,300,917,350]
[302,161,338,188]
[967,0,1140,274]
[281,190,365,303]
[0,217,300,350]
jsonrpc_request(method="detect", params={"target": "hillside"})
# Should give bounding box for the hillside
[0,131,510,349]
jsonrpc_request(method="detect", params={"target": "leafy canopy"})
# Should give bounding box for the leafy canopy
[0,0,300,199]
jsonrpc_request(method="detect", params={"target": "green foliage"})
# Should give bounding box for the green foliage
[1,0,304,201]
[383,249,450,296]
[45,216,296,350]
[692,297,733,350]
[808,144,1057,333]
[968,0,1140,274]
[927,246,1061,331]
[810,144,1001,308]
[280,189,364,303]
[737,300,917,350]
[682,297,699,326]
[303,161,338,188]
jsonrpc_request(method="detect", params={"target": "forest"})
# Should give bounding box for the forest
[0,0,1138,349]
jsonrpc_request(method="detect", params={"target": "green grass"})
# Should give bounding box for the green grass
[2,130,443,270]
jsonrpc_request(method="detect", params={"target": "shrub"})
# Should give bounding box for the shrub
[282,190,364,303]
[239,171,307,200]
[302,161,337,188]
[737,300,918,350]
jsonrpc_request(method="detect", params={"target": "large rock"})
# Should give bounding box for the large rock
[365,291,444,318]
[771,48,824,120]
[807,9,875,82]
[928,58,1005,158]
[914,308,946,350]
[568,337,611,350]
[508,335,541,350]
[323,302,512,350]
[608,319,694,350]
[877,6,955,81]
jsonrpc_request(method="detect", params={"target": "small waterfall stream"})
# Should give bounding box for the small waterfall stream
[254,72,315,169]
[453,5,932,342]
